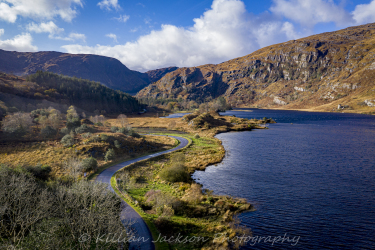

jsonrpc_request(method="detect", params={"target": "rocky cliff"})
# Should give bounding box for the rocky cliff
[137,23,375,113]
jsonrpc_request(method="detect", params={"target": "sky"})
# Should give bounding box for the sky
[0,0,375,72]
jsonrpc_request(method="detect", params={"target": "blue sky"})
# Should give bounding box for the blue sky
[0,0,375,72]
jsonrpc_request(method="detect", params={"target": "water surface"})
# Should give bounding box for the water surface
[192,109,375,249]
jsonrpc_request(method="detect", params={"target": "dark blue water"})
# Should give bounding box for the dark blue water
[192,109,375,250]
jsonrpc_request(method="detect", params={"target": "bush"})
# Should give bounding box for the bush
[81,157,98,172]
[40,125,57,138]
[66,118,81,130]
[95,122,103,127]
[25,164,52,181]
[61,134,74,147]
[60,127,70,135]
[144,190,182,216]
[159,163,189,182]
[82,132,92,138]
[100,134,109,141]
[118,127,129,134]
[75,124,89,134]
[110,126,119,133]
[114,140,121,149]
[194,134,200,139]
[104,148,115,161]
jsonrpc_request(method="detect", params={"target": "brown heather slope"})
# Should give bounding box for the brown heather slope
[0,50,177,93]
[137,23,375,114]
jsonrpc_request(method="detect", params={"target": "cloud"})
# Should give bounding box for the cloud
[27,21,64,37]
[63,0,301,72]
[98,0,121,11]
[106,33,118,42]
[0,31,37,52]
[113,14,130,23]
[68,33,86,42]
[270,0,354,27]
[352,0,375,24]
[0,0,83,23]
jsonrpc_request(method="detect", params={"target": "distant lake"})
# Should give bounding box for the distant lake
[190,109,375,249]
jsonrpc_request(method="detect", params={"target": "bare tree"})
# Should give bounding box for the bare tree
[89,115,106,125]
[1,112,33,134]
[64,157,83,180]
[117,114,128,127]
[54,181,127,249]
[0,166,53,247]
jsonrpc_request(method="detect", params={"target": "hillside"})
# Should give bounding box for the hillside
[0,71,141,117]
[0,49,170,93]
[137,23,375,113]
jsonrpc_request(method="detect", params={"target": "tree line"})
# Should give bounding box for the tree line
[26,71,141,114]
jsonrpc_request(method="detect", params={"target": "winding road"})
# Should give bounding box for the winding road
[95,135,189,250]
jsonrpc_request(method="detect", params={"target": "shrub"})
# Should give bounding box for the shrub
[60,127,70,135]
[114,140,121,149]
[95,122,103,126]
[100,134,109,141]
[25,164,52,181]
[110,126,119,133]
[82,132,92,138]
[144,190,182,216]
[104,148,115,161]
[75,124,89,134]
[118,127,129,134]
[61,134,74,147]
[66,118,81,130]
[159,163,189,183]
[81,157,98,172]
[194,134,200,139]
[130,130,141,138]
[40,125,57,138]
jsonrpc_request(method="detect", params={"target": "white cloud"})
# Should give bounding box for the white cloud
[270,0,354,27]
[98,0,121,11]
[0,32,37,52]
[63,0,301,72]
[0,0,83,23]
[352,0,375,24]
[68,33,86,42]
[106,33,118,42]
[113,14,130,23]
[27,21,64,37]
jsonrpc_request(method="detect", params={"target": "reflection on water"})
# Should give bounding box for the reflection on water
[192,109,375,249]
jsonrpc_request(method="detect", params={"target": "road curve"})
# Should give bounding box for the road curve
[95,135,189,250]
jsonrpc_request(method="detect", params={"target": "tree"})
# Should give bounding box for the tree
[117,114,128,127]
[0,166,53,247]
[66,105,79,121]
[81,157,98,172]
[64,157,83,179]
[61,134,74,147]
[1,112,33,134]
[104,148,115,162]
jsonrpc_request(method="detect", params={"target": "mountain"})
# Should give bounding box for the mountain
[144,67,179,83]
[0,49,160,93]
[0,71,141,118]
[137,23,375,113]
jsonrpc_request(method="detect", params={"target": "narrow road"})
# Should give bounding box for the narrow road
[95,135,189,250]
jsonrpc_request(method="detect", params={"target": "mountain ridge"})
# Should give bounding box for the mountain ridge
[137,23,375,113]
[0,49,178,93]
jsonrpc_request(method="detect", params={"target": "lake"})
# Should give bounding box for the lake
[191,109,375,249]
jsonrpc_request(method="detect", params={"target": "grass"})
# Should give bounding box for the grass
[110,175,170,250]
[113,132,252,249]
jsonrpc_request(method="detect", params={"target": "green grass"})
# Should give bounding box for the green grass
[88,137,181,181]
[111,175,170,250]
